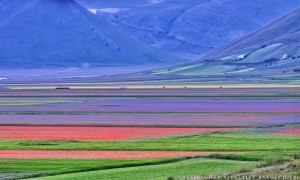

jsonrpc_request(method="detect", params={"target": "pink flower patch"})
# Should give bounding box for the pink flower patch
[0,126,240,141]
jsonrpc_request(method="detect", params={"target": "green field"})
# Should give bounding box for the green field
[0,158,179,175]
[1,150,299,180]
[30,158,258,180]
[0,131,299,179]
[1,132,299,151]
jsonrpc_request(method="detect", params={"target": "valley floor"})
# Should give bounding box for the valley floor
[0,82,299,179]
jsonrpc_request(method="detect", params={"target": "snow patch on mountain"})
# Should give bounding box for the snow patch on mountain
[147,0,166,5]
[88,8,129,14]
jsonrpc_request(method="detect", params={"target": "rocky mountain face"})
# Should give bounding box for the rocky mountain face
[77,0,300,59]
[0,0,184,68]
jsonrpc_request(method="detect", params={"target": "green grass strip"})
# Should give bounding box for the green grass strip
[1,132,300,151]
[30,158,258,180]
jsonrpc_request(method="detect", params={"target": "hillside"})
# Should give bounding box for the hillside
[0,0,183,68]
[151,8,300,79]
[77,0,300,59]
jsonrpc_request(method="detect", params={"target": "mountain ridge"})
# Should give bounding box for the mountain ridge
[77,0,300,59]
[204,8,300,59]
[0,0,184,68]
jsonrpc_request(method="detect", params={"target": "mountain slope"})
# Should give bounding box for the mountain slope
[152,8,300,78]
[75,0,150,8]
[0,0,183,68]
[77,0,300,59]
[204,8,300,60]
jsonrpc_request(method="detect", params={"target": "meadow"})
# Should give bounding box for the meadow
[0,82,299,179]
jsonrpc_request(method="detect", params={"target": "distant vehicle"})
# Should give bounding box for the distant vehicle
[0,78,7,81]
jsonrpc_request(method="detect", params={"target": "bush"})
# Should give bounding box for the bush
[167,176,176,180]
[236,167,252,174]
[293,153,300,160]
[259,157,292,167]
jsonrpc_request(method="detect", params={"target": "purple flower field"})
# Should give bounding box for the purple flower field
[0,98,299,113]
[0,88,299,127]
[0,114,298,127]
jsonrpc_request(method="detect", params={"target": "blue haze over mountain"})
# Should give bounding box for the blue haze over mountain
[152,8,300,77]
[0,0,183,68]
[0,0,299,74]
[77,0,300,59]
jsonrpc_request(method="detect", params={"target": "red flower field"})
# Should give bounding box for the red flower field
[0,126,240,141]
[0,150,240,159]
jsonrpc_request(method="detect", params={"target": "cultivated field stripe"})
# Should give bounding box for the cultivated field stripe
[0,150,241,159]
